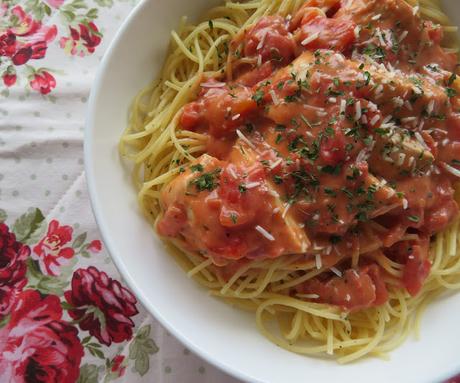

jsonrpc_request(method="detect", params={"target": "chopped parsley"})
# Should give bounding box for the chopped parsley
[408,215,420,223]
[190,168,221,192]
[190,164,204,172]
[252,90,265,105]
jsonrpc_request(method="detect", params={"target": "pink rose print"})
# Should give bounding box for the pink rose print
[60,22,101,57]
[29,70,57,95]
[0,223,29,317]
[0,290,83,383]
[65,267,139,346]
[32,219,75,275]
[44,0,64,9]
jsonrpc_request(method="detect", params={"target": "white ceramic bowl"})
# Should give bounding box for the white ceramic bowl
[85,1,460,382]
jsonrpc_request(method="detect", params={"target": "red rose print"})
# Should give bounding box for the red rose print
[0,32,17,57]
[0,223,28,285]
[32,219,74,275]
[0,223,29,317]
[65,267,139,346]
[2,72,16,87]
[88,240,102,253]
[0,290,83,383]
[60,22,101,57]
[12,46,32,65]
[111,355,126,378]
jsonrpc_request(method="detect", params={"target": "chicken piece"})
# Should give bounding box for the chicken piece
[157,144,310,265]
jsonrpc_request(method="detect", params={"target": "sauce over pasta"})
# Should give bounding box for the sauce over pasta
[157,0,460,312]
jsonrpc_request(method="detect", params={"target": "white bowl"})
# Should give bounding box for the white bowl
[85,1,460,382]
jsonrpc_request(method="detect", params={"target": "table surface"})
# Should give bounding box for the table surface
[0,0,240,381]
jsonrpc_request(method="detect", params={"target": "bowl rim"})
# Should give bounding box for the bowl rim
[84,1,255,381]
[84,1,460,382]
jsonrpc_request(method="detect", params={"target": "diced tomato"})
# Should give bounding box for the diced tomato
[388,238,431,296]
[297,16,356,52]
[299,264,388,311]
[180,85,257,138]
[244,16,296,65]
[425,199,459,234]
[320,122,346,166]
[217,164,265,227]
[180,102,202,130]
[290,0,341,29]
[425,21,444,44]
[236,61,274,87]
[157,203,187,237]
[404,249,431,297]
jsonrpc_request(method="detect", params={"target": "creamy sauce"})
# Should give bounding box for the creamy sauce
[157,0,460,310]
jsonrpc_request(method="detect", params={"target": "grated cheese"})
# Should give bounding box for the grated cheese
[236,129,256,149]
[255,225,275,241]
[301,32,320,46]
[245,182,261,189]
[355,100,362,121]
[330,267,342,277]
[315,253,322,269]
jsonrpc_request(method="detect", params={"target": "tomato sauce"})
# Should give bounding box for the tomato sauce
[157,0,460,311]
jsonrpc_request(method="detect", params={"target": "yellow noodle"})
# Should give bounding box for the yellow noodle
[120,0,460,364]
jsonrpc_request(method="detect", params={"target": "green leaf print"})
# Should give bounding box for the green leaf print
[12,208,45,242]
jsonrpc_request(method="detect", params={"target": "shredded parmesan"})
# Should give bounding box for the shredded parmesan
[269,89,280,105]
[354,25,361,39]
[355,100,362,121]
[402,198,409,210]
[443,163,460,178]
[340,99,346,115]
[301,32,320,46]
[270,158,282,169]
[413,5,419,15]
[245,182,261,189]
[315,253,322,269]
[256,31,268,51]
[399,30,408,42]
[268,189,280,198]
[371,13,382,20]
[232,113,241,121]
[282,203,291,219]
[427,99,435,115]
[228,167,238,179]
[330,267,342,277]
[255,225,275,241]
[236,129,256,149]
[370,114,380,126]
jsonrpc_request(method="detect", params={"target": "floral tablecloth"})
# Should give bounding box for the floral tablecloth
[0,0,240,381]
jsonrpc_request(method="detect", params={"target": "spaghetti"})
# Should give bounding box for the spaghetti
[120,0,460,363]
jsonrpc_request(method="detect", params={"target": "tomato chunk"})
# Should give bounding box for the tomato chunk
[320,121,346,166]
[157,203,187,237]
[298,264,388,311]
[243,16,296,65]
[296,15,356,52]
